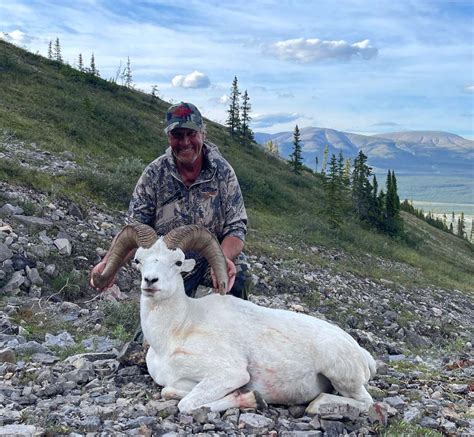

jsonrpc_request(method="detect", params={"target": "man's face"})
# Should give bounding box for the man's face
[168,128,204,166]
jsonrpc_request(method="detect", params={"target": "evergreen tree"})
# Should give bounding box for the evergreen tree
[289,125,303,174]
[351,150,373,222]
[321,145,329,175]
[384,170,403,235]
[314,156,318,173]
[151,85,159,103]
[240,90,253,145]
[457,212,466,238]
[325,154,343,225]
[78,53,84,72]
[47,40,53,60]
[226,76,240,136]
[122,56,133,88]
[89,53,99,76]
[53,38,62,63]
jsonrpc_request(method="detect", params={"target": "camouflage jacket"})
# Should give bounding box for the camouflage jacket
[128,141,247,244]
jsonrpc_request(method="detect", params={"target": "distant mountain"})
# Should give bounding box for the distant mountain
[254,128,474,176]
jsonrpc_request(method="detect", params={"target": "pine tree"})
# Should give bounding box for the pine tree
[226,76,240,136]
[53,38,62,63]
[151,85,159,103]
[289,125,303,174]
[457,212,466,238]
[240,90,253,145]
[321,145,329,175]
[384,170,403,235]
[90,53,99,76]
[123,56,133,88]
[78,53,84,72]
[351,150,373,222]
[47,40,53,60]
[314,156,318,173]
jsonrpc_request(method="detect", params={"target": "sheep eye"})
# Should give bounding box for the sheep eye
[134,259,140,264]
[175,260,182,267]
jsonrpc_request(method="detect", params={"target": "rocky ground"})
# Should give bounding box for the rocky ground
[0,138,473,436]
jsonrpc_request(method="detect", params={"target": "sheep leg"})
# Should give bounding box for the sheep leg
[202,388,268,412]
[161,386,190,400]
[177,371,251,413]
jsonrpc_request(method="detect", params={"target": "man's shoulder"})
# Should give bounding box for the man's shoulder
[204,141,234,172]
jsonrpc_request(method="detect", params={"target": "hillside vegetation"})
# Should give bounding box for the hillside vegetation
[0,39,472,292]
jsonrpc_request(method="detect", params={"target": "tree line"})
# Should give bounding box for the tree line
[225,76,254,146]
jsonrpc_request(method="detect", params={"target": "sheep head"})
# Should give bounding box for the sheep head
[135,239,195,298]
[92,223,229,294]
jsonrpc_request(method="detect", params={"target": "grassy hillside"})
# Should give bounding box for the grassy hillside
[0,40,472,292]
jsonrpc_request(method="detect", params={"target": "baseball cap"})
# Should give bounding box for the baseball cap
[164,102,204,134]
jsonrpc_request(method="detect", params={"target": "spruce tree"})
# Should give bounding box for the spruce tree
[226,76,240,136]
[321,145,329,175]
[457,212,466,238]
[240,90,253,145]
[123,56,133,88]
[314,156,318,173]
[289,125,303,174]
[151,85,159,103]
[47,40,53,60]
[78,53,84,72]
[351,150,373,222]
[90,53,99,76]
[384,170,403,235]
[54,38,62,63]
[325,154,343,225]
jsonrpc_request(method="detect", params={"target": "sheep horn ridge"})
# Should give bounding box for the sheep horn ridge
[92,222,158,289]
[163,225,229,294]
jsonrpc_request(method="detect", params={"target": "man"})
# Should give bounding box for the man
[91,102,249,299]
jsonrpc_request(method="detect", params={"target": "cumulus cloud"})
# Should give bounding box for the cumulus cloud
[252,112,301,128]
[171,70,210,88]
[269,38,378,63]
[208,94,229,105]
[0,29,35,45]
[465,85,474,93]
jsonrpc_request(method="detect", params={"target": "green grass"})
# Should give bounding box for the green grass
[383,420,443,437]
[1,39,472,294]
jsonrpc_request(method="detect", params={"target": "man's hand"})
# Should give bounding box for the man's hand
[211,257,236,293]
[90,258,116,291]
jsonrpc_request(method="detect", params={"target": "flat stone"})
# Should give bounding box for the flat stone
[25,266,43,286]
[15,341,52,355]
[420,416,439,429]
[45,331,76,348]
[384,395,405,409]
[31,353,59,364]
[1,271,26,293]
[0,424,37,436]
[0,243,13,262]
[0,204,24,216]
[305,393,366,418]
[239,413,274,433]
[54,238,72,256]
[12,215,54,229]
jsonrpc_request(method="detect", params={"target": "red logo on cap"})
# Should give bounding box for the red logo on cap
[172,106,193,118]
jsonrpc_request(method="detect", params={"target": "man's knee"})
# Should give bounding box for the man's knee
[230,253,251,300]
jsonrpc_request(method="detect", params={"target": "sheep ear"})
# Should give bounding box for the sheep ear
[181,259,195,273]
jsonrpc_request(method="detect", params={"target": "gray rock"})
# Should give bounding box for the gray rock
[82,336,119,353]
[44,264,57,277]
[12,215,54,229]
[0,243,13,262]
[281,432,322,437]
[0,348,15,363]
[25,266,43,286]
[0,424,38,436]
[31,353,59,364]
[1,271,26,293]
[320,420,345,436]
[45,331,76,348]
[26,244,50,259]
[15,341,52,355]
[403,406,423,423]
[54,238,72,255]
[384,395,405,409]
[0,204,24,216]
[239,413,274,433]
[305,393,366,418]
[419,416,439,429]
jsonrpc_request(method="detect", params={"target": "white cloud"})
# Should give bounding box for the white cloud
[171,70,210,89]
[269,38,378,63]
[0,29,35,45]
[465,85,474,93]
[208,94,229,105]
[371,122,401,127]
[252,112,301,128]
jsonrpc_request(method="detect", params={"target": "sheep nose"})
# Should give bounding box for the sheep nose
[144,277,159,285]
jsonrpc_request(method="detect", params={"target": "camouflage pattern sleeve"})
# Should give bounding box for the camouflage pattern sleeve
[222,166,247,242]
[127,167,157,227]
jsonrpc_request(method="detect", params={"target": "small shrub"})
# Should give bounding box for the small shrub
[101,300,140,341]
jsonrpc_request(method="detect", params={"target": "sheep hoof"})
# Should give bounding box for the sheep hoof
[254,390,268,411]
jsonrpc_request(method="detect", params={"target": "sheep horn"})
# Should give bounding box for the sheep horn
[164,225,229,294]
[92,222,158,289]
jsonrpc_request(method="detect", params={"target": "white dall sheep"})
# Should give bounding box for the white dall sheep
[93,223,376,413]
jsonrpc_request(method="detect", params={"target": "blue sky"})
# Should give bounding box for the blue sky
[1,0,473,138]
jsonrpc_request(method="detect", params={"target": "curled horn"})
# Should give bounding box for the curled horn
[164,225,229,294]
[92,222,158,289]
